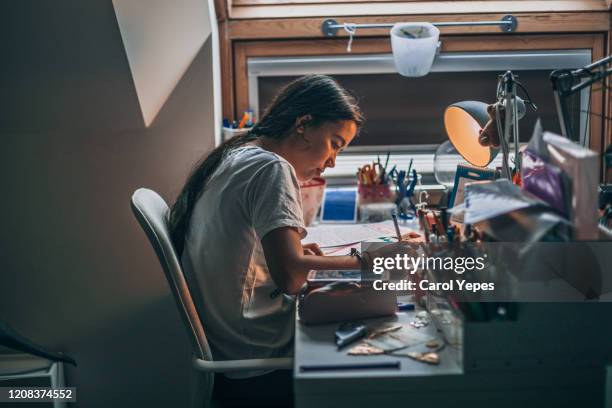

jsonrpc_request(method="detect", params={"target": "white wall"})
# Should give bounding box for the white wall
[0,1,218,406]
[112,0,216,128]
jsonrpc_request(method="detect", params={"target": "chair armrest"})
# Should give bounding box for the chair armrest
[194,357,293,372]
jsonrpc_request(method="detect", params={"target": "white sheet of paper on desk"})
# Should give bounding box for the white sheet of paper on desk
[303,220,412,248]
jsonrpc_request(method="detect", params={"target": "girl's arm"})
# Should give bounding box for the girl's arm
[262,226,360,295]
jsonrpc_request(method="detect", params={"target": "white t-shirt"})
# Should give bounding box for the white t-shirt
[181,145,306,376]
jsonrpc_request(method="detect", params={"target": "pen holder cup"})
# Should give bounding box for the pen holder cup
[390,22,440,77]
[358,182,396,205]
[222,127,252,142]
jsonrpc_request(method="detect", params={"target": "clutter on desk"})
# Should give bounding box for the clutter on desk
[307,269,361,287]
[335,322,368,349]
[410,310,430,328]
[345,321,444,365]
[359,202,397,223]
[473,209,571,251]
[400,350,441,365]
[347,342,385,356]
[356,154,422,222]
[441,122,608,243]
[221,110,255,141]
[521,149,568,215]
[433,141,466,188]
[448,164,497,209]
[303,219,421,249]
[414,207,458,244]
[366,323,434,352]
[222,110,255,130]
[523,121,599,239]
[542,136,598,239]
[299,361,401,372]
[298,281,397,325]
[320,186,359,223]
[357,154,395,203]
[397,301,416,311]
[451,179,548,225]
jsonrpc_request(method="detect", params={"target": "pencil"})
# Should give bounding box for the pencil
[300,361,401,372]
[391,213,402,242]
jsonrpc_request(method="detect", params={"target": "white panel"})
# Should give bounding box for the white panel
[113,0,212,126]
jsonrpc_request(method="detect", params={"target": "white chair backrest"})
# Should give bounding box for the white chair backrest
[130,188,212,361]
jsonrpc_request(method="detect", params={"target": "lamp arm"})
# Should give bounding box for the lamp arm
[496,103,512,180]
[570,67,612,94]
[513,88,521,172]
[550,54,611,143]
[496,71,520,180]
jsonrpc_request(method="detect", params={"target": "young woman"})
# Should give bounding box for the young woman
[169,75,364,405]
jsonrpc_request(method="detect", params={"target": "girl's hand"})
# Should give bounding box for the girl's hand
[303,243,324,256]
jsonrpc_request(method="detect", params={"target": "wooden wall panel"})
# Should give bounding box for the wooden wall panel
[229,1,608,19]
[590,35,606,156]
[228,12,610,40]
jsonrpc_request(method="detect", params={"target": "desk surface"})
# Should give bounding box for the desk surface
[294,311,461,381]
[293,308,606,408]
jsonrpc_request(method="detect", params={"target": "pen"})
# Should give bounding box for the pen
[300,361,401,372]
[391,213,402,242]
[418,209,430,243]
[406,169,418,199]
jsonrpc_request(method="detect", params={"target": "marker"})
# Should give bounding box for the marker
[237,112,249,129]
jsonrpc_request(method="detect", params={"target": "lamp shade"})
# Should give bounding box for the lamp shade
[444,101,498,167]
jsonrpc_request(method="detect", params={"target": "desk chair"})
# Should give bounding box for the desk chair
[130,188,292,408]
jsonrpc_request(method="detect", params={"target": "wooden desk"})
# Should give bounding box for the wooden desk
[295,224,611,407]
[294,310,463,408]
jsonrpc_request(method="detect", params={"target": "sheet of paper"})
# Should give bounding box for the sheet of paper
[458,179,545,224]
[303,220,415,248]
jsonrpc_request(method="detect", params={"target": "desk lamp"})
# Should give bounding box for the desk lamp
[443,72,530,181]
[443,101,497,167]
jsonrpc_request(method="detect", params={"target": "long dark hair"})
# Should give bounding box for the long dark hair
[169,74,364,255]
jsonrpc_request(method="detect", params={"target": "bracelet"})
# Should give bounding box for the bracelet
[350,248,363,265]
